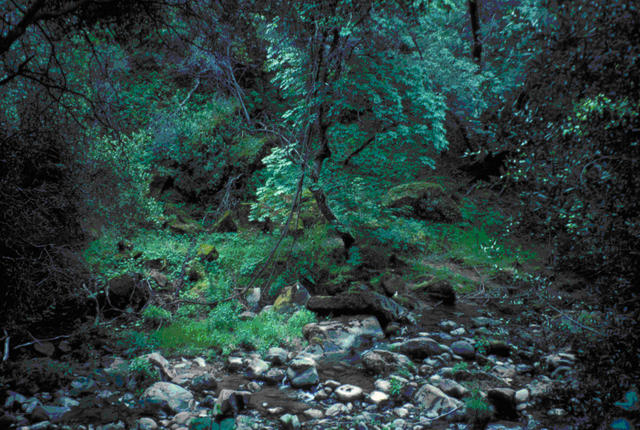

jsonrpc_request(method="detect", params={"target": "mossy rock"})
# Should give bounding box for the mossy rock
[169,220,204,235]
[384,182,462,223]
[166,204,204,234]
[273,283,311,313]
[212,210,237,233]
[197,244,219,262]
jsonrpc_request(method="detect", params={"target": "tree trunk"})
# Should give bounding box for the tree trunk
[468,0,482,65]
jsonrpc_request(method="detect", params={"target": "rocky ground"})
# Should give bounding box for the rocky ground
[1,282,586,430]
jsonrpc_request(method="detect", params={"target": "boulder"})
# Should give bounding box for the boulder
[141,382,193,413]
[306,291,411,325]
[384,182,462,223]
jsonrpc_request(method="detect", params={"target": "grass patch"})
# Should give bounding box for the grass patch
[151,306,316,356]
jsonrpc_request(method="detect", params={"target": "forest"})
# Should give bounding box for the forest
[0,0,638,429]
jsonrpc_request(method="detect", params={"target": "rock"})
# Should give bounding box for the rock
[55,397,79,408]
[274,282,311,313]
[196,243,218,262]
[362,349,414,374]
[391,337,443,359]
[528,376,553,398]
[246,355,270,379]
[335,384,364,402]
[412,280,456,306]
[544,352,575,370]
[306,291,412,325]
[304,409,324,419]
[141,382,193,413]
[492,363,517,380]
[239,309,256,319]
[286,356,319,388]
[106,272,149,311]
[515,389,530,403]
[394,407,409,417]
[69,377,97,396]
[265,347,288,365]
[280,413,300,430]
[440,320,458,330]
[391,418,407,429]
[4,391,28,410]
[148,269,170,290]
[375,379,392,393]
[189,373,217,392]
[33,342,55,357]
[450,341,475,359]
[325,403,348,417]
[135,417,158,430]
[380,273,406,296]
[369,391,390,407]
[487,388,517,419]
[29,421,52,430]
[415,384,464,418]
[143,352,176,380]
[436,379,470,399]
[547,408,567,416]
[487,340,511,356]
[303,316,384,351]
[246,288,261,312]
[217,389,251,417]
[227,356,244,372]
[471,317,500,327]
[450,327,466,336]
[260,368,286,385]
[384,182,462,223]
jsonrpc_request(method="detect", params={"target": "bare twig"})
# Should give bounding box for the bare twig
[14,334,72,350]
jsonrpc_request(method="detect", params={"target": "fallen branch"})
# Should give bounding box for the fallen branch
[13,334,72,350]
[2,329,9,361]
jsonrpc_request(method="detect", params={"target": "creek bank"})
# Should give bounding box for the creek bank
[0,283,581,429]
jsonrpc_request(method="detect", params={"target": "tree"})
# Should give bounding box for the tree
[254,0,483,253]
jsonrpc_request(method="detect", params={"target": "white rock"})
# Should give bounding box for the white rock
[334,384,363,402]
[369,391,390,406]
[515,388,530,403]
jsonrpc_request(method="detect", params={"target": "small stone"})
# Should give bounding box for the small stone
[280,414,300,430]
[260,368,286,385]
[515,389,530,403]
[394,407,409,417]
[437,379,469,399]
[375,379,392,393]
[135,417,158,430]
[266,347,288,365]
[450,328,466,336]
[246,356,270,378]
[227,356,244,372]
[246,381,261,393]
[217,389,251,416]
[313,389,329,401]
[172,412,193,426]
[335,384,363,402]
[304,409,323,419]
[193,357,206,368]
[440,320,458,330]
[471,317,500,327]
[369,391,390,406]
[547,408,567,416]
[450,341,475,359]
[487,388,517,419]
[325,403,348,417]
